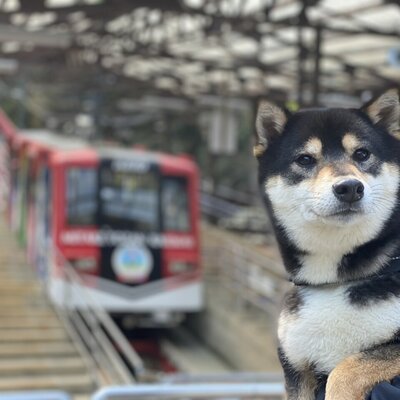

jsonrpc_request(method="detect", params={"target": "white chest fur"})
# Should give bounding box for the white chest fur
[278,286,400,374]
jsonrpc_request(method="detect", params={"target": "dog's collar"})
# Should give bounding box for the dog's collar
[291,257,400,288]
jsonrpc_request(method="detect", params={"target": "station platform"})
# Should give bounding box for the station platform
[0,220,96,398]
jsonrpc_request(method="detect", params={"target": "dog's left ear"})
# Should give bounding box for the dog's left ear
[254,101,287,157]
[362,89,400,137]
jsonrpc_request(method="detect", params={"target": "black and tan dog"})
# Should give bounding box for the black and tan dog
[254,89,400,400]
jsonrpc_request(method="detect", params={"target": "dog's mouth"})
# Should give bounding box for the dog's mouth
[324,206,364,219]
[310,205,364,221]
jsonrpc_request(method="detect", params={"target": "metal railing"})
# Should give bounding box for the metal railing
[92,383,285,400]
[48,245,145,387]
[202,223,288,320]
[0,392,71,400]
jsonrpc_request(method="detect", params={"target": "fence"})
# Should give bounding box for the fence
[47,244,146,387]
[0,384,285,400]
[0,392,71,400]
[92,383,285,400]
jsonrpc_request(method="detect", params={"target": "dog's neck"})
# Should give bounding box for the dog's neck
[276,224,400,286]
[292,257,400,288]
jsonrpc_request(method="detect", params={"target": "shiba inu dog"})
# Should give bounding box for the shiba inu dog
[254,89,400,400]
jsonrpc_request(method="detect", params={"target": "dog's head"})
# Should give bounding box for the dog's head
[255,89,400,268]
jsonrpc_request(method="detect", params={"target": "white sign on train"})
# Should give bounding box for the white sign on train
[112,159,150,173]
[60,230,195,249]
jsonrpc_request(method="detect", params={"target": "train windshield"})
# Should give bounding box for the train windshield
[100,167,159,231]
[161,176,190,232]
[67,168,97,226]
[67,164,191,233]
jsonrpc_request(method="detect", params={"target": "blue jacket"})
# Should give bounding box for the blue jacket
[316,376,400,400]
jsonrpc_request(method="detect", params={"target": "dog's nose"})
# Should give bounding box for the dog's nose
[332,179,364,203]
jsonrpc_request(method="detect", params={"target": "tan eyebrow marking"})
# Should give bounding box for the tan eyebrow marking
[315,165,335,182]
[342,133,360,153]
[303,137,322,158]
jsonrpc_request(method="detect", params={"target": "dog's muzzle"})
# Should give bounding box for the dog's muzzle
[332,179,364,203]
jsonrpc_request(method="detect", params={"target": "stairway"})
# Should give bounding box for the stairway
[0,222,97,398]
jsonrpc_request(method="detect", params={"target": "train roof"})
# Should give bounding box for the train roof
[97,147,198,173]
[51,146,198,173]
[19,129,87,150]
[12,129,197,173]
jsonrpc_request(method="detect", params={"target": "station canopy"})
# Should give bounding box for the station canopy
[0,0,399,105]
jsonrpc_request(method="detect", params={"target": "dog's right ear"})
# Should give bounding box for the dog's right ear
[254,101,287,157]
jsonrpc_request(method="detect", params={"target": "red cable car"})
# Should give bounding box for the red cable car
[3,123,202,324]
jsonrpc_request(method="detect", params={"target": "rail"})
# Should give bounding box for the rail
[92,383,285,400]
[47,243,146,387]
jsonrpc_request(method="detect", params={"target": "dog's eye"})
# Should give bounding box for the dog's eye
[295,154,316,167]
[353,148,371,162]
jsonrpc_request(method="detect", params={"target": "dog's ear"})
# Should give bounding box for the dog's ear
[254,101,287,157]
[362,89,400,138]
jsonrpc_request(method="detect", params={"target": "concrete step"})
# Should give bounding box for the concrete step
[0,357,87,375]
[0,298,50,307]
[0,308,55,316]
[0,262,29,268]
[0,222,97,395]
[0,342,79,358]
[0,328,68,342]
[0,283,41,292]
[0,277,38,285]
[0,316,62,329]
[0,272,36,278]
[0,374,94,393]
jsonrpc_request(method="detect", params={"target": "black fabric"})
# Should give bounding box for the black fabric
[368,377,400,400]
[315,376,400,400]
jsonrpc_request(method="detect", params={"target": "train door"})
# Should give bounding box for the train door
[0,136,10,213]
[11,145,21,233]
[56,157,100,277]
[26,153,36,262]
[35,163,51,279]
[14,146,29,245]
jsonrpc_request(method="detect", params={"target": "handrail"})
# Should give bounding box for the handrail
[47,243,145,386]
[92,383,285,400]
[0,391,71,400]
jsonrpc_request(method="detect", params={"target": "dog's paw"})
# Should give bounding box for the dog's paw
[325,357,369,400]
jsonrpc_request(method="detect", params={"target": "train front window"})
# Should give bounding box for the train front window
[161,177,190,232]
[100,168,159,231]
[66,168,97,226]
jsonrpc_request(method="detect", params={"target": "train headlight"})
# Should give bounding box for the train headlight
[71,257,97,271]
[169,261,194,274]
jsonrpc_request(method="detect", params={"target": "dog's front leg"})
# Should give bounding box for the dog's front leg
[279,348,319,400]
[325,343,400,400]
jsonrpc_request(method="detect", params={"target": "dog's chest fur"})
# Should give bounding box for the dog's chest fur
[278,286,400,374]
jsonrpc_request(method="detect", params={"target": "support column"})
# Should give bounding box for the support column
[312,26,322,107]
